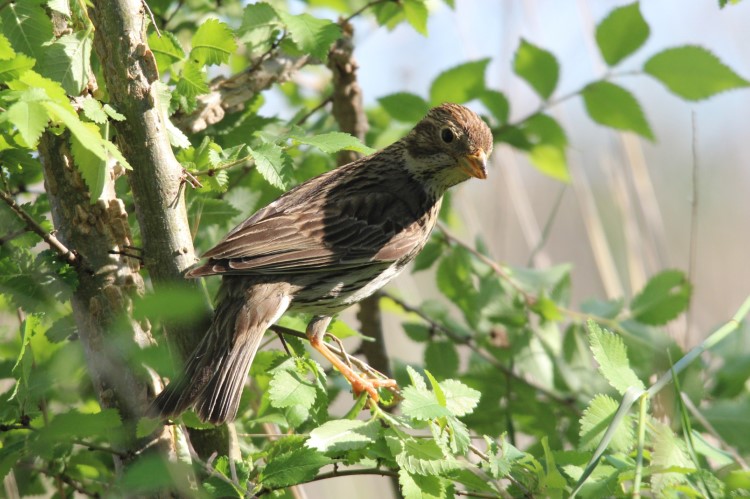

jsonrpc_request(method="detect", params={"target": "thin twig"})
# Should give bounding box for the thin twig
[141,0,161,37]
[294,95,333,126]
[527,184,567,267]
[0,190,80,268]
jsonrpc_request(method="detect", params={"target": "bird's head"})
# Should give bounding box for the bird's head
[402,103,494,196]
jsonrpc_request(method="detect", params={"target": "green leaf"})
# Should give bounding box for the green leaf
[276,10,341,61]
[190,18,237,66]
[306,419,379,453]
[644,45,750,101]
[81,97,108,124]
[239,2,281,54]
[480,89,510,124]
[630,269,692,325]
[521,114,570,182]
[0,1,53,60]
[70,121,108,201]
[402,385,451,420]
[42,100,132,170]
[650,421,692,493]
[439,379,480,417]
[403,0,429,36]
[268,367,317,409]
[260,447,331,488]
[582,81,653,139]
[0,33,15,60]
[40,30,92,95]
[0,53,36,83]
[148,30,185,72]
[402,322,430,343]
[389,434,461,476]
[291,131,375,155]
[249,142,293,190]
[398,469,448,499]
[424,341,458,380]
[151,80,190,149]
[176,61,208,99]
[7,97,48,148]
[588,320,644,394]
[379,92,431,123]
[513,39,559,100]
[412,240,442,272]
[579,394,634,452]
[41,409,121,441]
[429,59,490,105]
[595,2,650,66]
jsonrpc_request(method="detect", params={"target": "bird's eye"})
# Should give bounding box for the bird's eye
[440,128,454,143]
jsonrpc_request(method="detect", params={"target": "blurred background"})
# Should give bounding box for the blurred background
[272,1,750,495]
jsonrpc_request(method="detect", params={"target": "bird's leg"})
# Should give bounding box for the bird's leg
[306,315,398,402]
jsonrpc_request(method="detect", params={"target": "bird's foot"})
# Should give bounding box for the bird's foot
[350,375,399,402]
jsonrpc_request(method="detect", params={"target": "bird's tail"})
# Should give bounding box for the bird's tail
[151,279,290,424]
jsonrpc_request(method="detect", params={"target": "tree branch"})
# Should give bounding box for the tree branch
[0,190,80,268]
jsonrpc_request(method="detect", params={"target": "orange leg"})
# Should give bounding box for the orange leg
[306,316,398,402]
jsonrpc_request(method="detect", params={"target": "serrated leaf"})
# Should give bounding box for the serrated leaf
[398,469,447,499]
[0,1,53,60]
[276,10,340,61]
[429,59,490,105]
[0,53,36,83]
[651,421,692,493]
[379,92,431,123]
[239,2,281,54]
[268,368,317,409]
[393,436,461,476]
[424,341,458,380]
[82,97,108,124]
[630,269,692,325]
[40,30,92,95]
[176,61,208,99]
[579,394,634,452]
[70,121,108,201]
[136,417,160,438]
[588,320,644,394]
[260,447,330,488]
[148,30,185,72]
[595,2,650,66]
[306,419,378,453]
[0,33,15,60]
[102,104,125,121]
[644,45,750,101]
[249,142,293,190]
[190,198,241,228]
[403,0,428,36]
[7,99,48,148]
[401,386,451,420]
[190,18,237,66]
[439,379,480,417]
[513,39,559,100]
[582,81,653,139]
[291,131,375,155]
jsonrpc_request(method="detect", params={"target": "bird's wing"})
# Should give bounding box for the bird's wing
[188,176,432,277]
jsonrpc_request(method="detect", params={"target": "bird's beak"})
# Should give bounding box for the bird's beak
[458,149,488,180]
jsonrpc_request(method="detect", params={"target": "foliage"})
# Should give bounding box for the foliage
[1,0,749,497]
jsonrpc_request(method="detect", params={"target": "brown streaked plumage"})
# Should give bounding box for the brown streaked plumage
[152,103,494,423]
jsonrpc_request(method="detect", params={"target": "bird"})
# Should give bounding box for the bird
[152,103,494,424]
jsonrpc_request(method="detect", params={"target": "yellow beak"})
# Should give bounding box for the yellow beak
[458,149,488,180]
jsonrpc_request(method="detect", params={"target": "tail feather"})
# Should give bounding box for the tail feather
[151,279,290,424]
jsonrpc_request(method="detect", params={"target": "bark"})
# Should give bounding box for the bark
[38,132,175,465]
[87,0,228,457]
